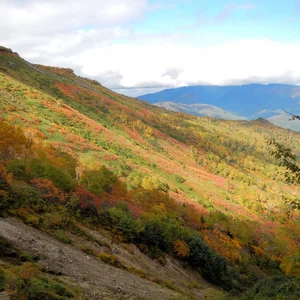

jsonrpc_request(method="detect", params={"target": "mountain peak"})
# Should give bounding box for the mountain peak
[0,46,19,57]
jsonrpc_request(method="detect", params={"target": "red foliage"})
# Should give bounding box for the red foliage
[74,186,102,210]
[54,82,155,124]
[108,197,143,217]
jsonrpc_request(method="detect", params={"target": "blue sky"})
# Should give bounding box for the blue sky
[140,0,300,44]
[1,0,300,96]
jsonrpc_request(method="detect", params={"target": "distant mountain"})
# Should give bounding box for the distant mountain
[155,102,246,120]
[138,84,300,130]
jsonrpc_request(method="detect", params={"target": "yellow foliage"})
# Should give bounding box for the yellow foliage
[172,240,190,258]
[143,126,154,139]
[0,161,13,184]
[151,203,166,213]
[252,245,264,257]
[280,253,300,276]
[141,176,160,190]
[25,214,40,226]
[0,120,32,160]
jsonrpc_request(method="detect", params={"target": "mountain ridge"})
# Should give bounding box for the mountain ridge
[0,46,300,299]
[138,84,300,131]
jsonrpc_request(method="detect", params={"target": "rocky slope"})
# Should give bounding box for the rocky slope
[0,217,221,299]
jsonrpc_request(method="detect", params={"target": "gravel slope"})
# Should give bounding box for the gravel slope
[0,217,207,299]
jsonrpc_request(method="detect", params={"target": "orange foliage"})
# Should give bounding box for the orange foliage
[172,240,190,258]
[24,127,45,140]
[203,229,242,263]
[19,262,40,281]
[0,161,13,184]
[252,245,264,257]
[30,179,65,203]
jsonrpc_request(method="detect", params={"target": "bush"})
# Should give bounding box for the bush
[28,158,76,192]
[80,166,117,196]
[0,236,39,263]
[0,120,32,160]
[25,214,40,226]
[185,234,238,289]
[7,159,29,181]
[54,230,71,244]
[242,276,300,300]
[106,203,144,242]
[22,277,74,300]
[10,182,42,208]
[95,253,124,269]
[0,268,5,292]
[74,186,102,217]
[126,171,143,190]
[0,189,10,213]
[0,236,20,260]
[39,211,68,230]
[174,174,186,183]
[138,219,173,253]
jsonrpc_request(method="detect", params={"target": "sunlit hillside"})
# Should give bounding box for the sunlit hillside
[0,46,299,299]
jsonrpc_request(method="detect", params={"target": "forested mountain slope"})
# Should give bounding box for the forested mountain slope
[0,46,299,299]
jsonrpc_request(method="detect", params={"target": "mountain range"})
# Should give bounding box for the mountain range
[139,84,300,131]
[0,46,300,299]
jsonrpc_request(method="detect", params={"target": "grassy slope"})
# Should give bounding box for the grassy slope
[0,46,300,298]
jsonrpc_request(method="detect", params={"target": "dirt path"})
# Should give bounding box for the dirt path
[0,217,204,299]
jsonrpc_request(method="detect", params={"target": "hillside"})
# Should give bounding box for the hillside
[138,84,300,131]
[0,46,300,299]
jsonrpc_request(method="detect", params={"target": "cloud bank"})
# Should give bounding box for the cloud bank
[1,0,300,96]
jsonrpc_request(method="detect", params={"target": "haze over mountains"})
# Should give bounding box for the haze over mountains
[139,84,300,131]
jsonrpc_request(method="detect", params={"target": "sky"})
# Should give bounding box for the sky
[1,0,300,96]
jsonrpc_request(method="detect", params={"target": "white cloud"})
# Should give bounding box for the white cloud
[0,0,147,34]
[0,0,146,56]
[1,1,300,96]
[69,39,300,95]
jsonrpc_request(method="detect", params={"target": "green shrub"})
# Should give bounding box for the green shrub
[23,277,74,300]
[10,182,42,208]
[185,234,238,290]
[0,268,5,292]
[54,230,71,244]
[80,166,117,196]
[0,236,20,260]
[24,214,40,226]
[0,236,39,263]
[28,158,76,192]
[126,171,143,190]
[242,276,300,300]
[173,174,186,183]
[0,189,10,213]
[7,159,30,181]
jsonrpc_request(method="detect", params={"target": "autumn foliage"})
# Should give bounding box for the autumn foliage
[0,51,300,298]
[0,119,32,160]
